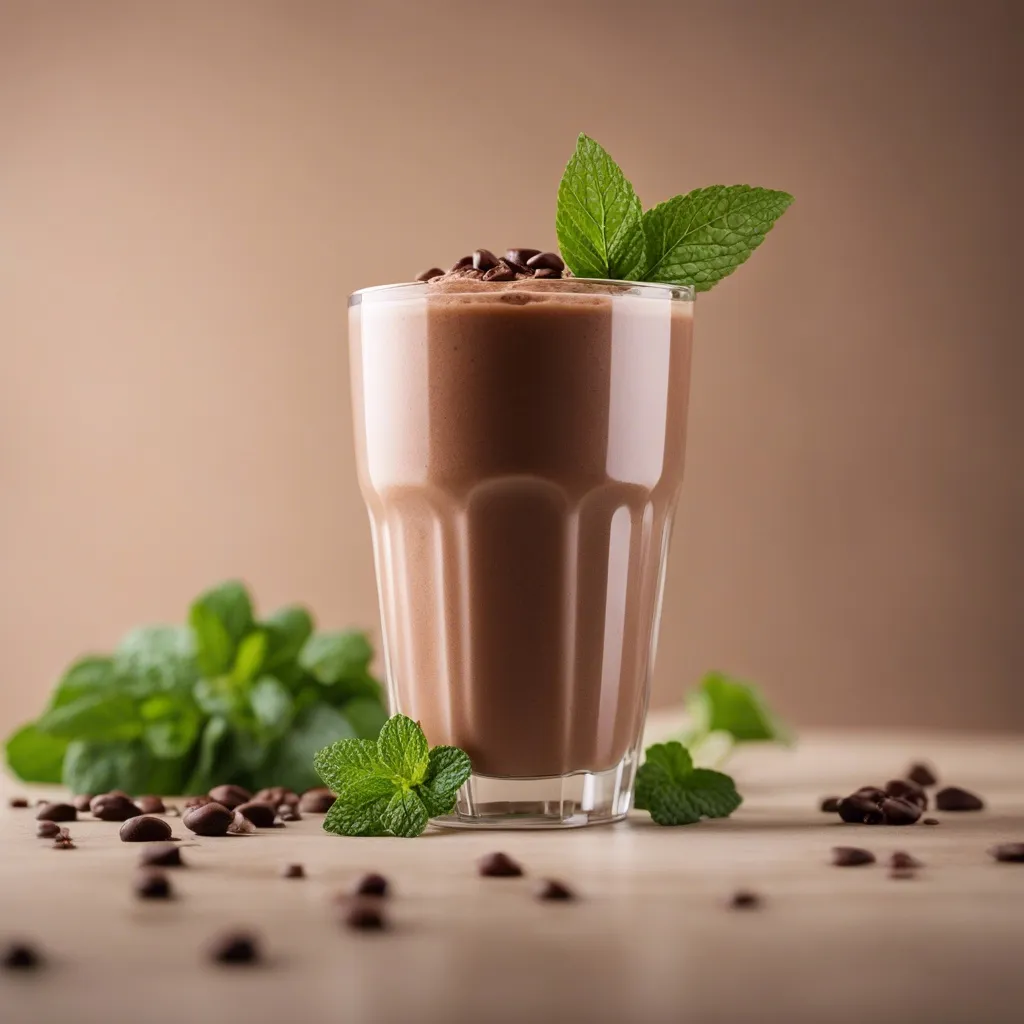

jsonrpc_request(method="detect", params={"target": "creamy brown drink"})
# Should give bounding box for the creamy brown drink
[349,273,694,826]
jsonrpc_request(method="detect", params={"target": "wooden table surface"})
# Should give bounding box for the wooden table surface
[2,716,1023,1024]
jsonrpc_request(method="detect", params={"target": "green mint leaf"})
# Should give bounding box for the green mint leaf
[687,671,790,745]
[114,626,197,695]
[231,631,268,685]
[642,185,793,291]
[248,677,294,734]
[189,581,255,677]
[417,745,472,817]
[261,606,314,674]
[376,714,429,785]
[35,691,142,742]
[256,702,355,793]
[185,716,229,793]
[381,788,430,838]
[48,656,117,709]
[323,777,395,837]
[343,697,389,740]
[313,735,381,793]
[140,695,202,759]
[634,740,742,826]
[62,739,152,795]
[556,133,645,281]
[5,723,69,784]
[300,631,373,684]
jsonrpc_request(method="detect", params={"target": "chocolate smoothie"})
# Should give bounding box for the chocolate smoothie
[349,277,694,786]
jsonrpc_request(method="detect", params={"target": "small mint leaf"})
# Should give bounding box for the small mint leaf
[687,671,789,744]
[313,737,381,793]
[642,185,793,291]
[556,133,645,281]
[634,741,742,826]
[322,777,395,837]
[376,714,429,785]
[380,788,429,838]
[417,745,472,817]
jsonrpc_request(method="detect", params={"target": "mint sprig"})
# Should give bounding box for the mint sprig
[314,714,471,838]
[556,134,792,290]
[684,671,791,758]
[634,741,742,826]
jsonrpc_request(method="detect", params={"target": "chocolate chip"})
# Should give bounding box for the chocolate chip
[415,268,444,282]
[935,786,984,812]
[891,851,922,870]
[880,797,922,826]
[923,817,940,826]
[506,248,541,265]
[207,785,251,810]
[72,793,95,812]
[885,779,928,810]
[136,795,166,814]
[351,872,389,897]
[344,899,386,931]
[907,762,938,787]
[526,252,565,272]
[532,268,560,279]
[36,821,62,838]
[482,259,518,282]
[537,879,575,901]
[52,828,75,849]
[989,843,1024,863]
[8,797,29,809]
[3,943,41,969]
[183,795,213,809]
[35,802,76,822]
[139,843,184,868]
[820,796,841,813]
[135,870,173,900]
[298,788,335,813]
[472,248,498,272]
[278,805,301,822]
[478,852,523,877]
[451,255,474,271]
[120,815,173,843]
[90,794,142,821]
[234,802,277,828]
[281,864,305,879]
[729,889,762,909]
[209,932,260,965]
[182,802,234,836]
[832,846,876,866]
[837,794,885,824]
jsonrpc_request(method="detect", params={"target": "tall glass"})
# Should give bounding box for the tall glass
[349,278,695,827]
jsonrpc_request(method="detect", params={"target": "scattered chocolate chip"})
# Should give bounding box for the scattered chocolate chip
[891,851,923,870]
[923,817,940,826]
[278,805,301,822]
[183,802,234,837]
[344,899,386,931]
[935,787,984,812]
[209,932,260,965]
[298,788,335,813]
[415,267,444,282]
[478,852,523,878]
[907,762,938,787]
[472,248,498,272]
[820,796,841,813]
[72,793,95,812]
[532,268,560,279]
[120,815,173,843]
[135,870,173,900]
[3,943,41,969]
[837,794,885,824]
[8,797,29,809]
[207,785,251,810]
[234,801,277,828]
[183,795,213,809]
[35,802,76,823]
[53,833,76,849]
[989,843,1024,863]
[885,779,928,810]
[227,812,256,835]
[729,889,761,909]
[506,248,541,265]
[880,797,922,826]
[281,864,305,879]
[139,843,184,868]
[537,879,575,901]
[832,846,876,867]
[351,872,389,898]
[36,821,62,838]
[136,795,166,814]
[90,794,142,821]
[526,251,565,272]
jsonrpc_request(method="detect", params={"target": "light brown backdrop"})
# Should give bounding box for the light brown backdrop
[1,0,1022,733]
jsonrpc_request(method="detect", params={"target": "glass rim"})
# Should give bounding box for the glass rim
[349,277,695,307]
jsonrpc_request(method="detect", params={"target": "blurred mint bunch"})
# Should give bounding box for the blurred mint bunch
[5,581,388,795]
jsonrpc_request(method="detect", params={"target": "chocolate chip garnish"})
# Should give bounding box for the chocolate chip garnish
[36,821,62,838]
[234,801,277,828]
[729,889,762,909]
[506,248,541,265]
[278,805,301,822]
[891,851,922,870]
[482,259,518,282]
[209,932,261,965]
[935,786,984,811]
[182,802,233,836]
[139,843,184,868]
[35,802,76,822]
[880,797,922,826]
[8,797,29,809]
[298,788,335,813]
[837,794,885,824]
[820,796,841,813]
[135,870,173,900]
[537,879,575,901]
[989,843,1024,863]
[119,815,173,843]
[136,795,166,814]
[832,846,876,867]
[351,872,389,897]
[478,852,523,877]
[90,794,142,821]
[344,899,387,931]
[207,785,251,810]
[415,268,444,282]
[72,793,94,812]
[907,762,938,787]
[885,779,928,810]
[472,248,498,272]
[281,863,305,879]
[3,943,41,969]
[526,252,565,272]
[923,817,940,826]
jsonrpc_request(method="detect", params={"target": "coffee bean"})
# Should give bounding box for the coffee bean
[506,248,541,265]
[482,260,518,282]
[183,795,213,809]
[136,795,166,814]
[208,785,251,810]
[36,821,62,838]
[837,794,884,824]
[8,797,29,809]
[183,802,233,837]
[832,846,876,867]
[415,268,444,282]
[227,812,256,835]
[729,889,761,909]
[3,943,41,969]
[504,258,532,276]
[53,835,76,850]
[36,802,76,822]
[458,268,484,280]
[526,252,565,272]
[885,779,927,810]
[139,843,184,868]
[351,872,389,897]
[923,817,940,826]
[478,852,523,877]
[135,870,173,900]
[344,899,386,931]
[234,801,277,828]
[891,851,922,870]
[120,815,173,843]
[90,794,142,821]
[880,797,922,826]
[209,932,260,965]
[72,793,95,812]
[820,796,841,813]
[537,879,575,901]
[298,788,335,813]
[907,762,938,787]
[278,805,301,822]
[472,248,499,272]
[254,787,298,808]
[853,786,888,802]
[281,864,305,879]
[451,255,474,271]
[935,786,984,812]
[989,843,1024,863]
[532,268,561,279]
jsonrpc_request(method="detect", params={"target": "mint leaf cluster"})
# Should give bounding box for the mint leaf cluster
[313,714,471,838]
[634,741,742,826]
[556,134,793,291]
[684,671,791,753]
[5,580,388,795]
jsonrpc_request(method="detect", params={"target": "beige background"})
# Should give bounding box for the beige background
[1,0,1021,734]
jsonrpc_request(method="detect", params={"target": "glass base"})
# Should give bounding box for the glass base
[431,753,637,829]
